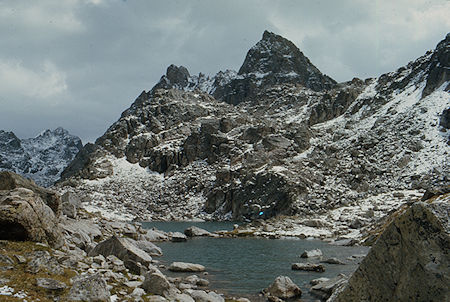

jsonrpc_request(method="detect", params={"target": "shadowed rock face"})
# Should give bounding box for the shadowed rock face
[331,195,450,302]
[422,33,450,98]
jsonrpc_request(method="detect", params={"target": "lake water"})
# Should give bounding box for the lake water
[142,222,369,301]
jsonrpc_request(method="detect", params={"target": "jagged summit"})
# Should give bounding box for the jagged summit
[0,127,82,187]
[150,31,336,105]
[238,30,336,90]
[153,64,191,91]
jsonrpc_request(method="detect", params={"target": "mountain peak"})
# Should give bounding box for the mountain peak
[153,64,191,91]
[237,31,336,91]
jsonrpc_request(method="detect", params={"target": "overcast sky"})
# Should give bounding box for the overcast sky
[1,0,449,143]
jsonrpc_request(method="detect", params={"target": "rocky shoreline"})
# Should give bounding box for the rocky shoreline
[1,171,449,301]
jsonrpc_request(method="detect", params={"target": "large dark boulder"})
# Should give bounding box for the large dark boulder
[331,196,450,302]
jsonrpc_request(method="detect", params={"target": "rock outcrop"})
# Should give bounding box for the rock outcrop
[330,194,450,302]
[0,172,63,248]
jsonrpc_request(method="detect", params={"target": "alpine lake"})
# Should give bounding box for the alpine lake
[142,221,369,301]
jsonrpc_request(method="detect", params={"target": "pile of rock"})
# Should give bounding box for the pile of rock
[0,172,250,301]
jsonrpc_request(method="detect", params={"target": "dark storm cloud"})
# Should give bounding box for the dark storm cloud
[0,0,448,142]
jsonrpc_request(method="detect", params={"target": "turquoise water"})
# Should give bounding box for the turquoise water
[142,222,368,301]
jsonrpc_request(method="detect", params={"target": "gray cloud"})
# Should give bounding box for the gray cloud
[0,0,449,142]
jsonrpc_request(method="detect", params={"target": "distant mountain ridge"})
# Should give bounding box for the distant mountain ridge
[58,31,449,231]
[0,127,82,187]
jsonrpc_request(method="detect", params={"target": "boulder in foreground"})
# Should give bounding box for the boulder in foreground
[0,172,63,248]
[330,195,450,301]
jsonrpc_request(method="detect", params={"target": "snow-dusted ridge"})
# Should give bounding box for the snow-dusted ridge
[57,32,449,241]
[0,127,82,187]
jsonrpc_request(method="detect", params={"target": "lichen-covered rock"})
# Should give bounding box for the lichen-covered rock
[36,278,67,291]
[262,275,302,300]
[61,192,81,218]
[184,226,212,237]
[67,273,110,302]
[331,196,450,302]
[142,270,173,296]
[190,290,224,302]
[88,236,152,274]
[26,251,64,275]
[0,185,63,248]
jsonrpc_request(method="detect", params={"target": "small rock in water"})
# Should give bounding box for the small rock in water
[184,275,209,286]
[168,262,205,272]
[320,257,345,265]
[184,226,211,237]
[291,263,325,272]
[300,249,323,258]
[310,277,330,286]
[171,232,187,242]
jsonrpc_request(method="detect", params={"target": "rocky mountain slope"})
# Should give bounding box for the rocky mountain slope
[57,31,449,238]
[0,127,82,187]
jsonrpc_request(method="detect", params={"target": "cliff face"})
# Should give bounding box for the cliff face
[330,193,450,302]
